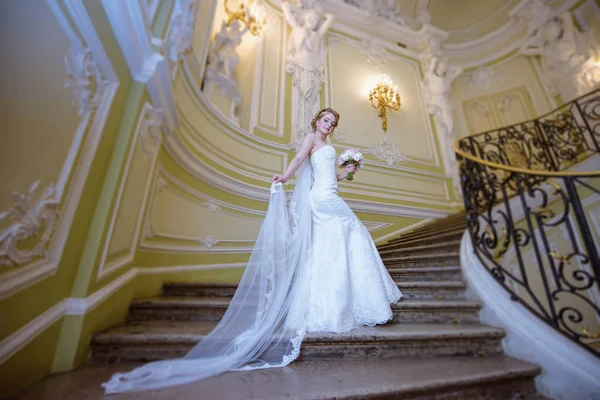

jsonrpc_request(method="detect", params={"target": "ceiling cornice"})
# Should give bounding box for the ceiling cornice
[268,0,588,68]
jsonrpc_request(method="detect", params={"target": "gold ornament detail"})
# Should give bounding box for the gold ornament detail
[369,74,401,134]
[224,0,266,36]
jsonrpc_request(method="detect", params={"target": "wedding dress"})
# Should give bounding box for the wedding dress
[289,145,402,333]
[102,144,401,394]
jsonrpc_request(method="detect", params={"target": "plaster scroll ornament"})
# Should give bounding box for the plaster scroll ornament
[203,20,247,125]
[342,0,405,25]
[470,100,491,117]
[363,138,407,165]
[156,177,167,192]
[143,218,156,239]
[65,47,106,116]
[0,181,60,267]
[168,0,197,63]
[496,95,512,114]
[367,0,406,25]
[422,56,463,138]
[200,235,218,249]
[359,37,388,68]
[470,66,496,92]
[332,130,347,142]
[203,202,222,213]
[139,104,163,159]
[283,0,334,148]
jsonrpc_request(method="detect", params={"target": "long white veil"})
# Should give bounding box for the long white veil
[102,159,313,394]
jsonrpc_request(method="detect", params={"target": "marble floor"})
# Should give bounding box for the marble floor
[8,356,541,400]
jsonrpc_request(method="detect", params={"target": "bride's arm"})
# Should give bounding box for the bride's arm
[272,134,315,184]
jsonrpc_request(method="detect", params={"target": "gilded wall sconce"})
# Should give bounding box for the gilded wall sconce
[224,0,266,36]
[368,74,401,134]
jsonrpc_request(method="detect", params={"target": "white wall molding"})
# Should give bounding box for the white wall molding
[0,0,119,300]
[323,32,442,170]
[0,300,66,365]
[140,165,265,254]
[304,0,585,69]
[171,59,461,208]
[0,263,238,367]
[460,231,600,400]
[140,164,440,254]
[166,130,458,214]
[182,55,292,151]
[182,52,449,180]
[316,0,440,53]
[249,4,287,138]
[177,119,286,179]
[100,0,178,135]
[96,103,162,280]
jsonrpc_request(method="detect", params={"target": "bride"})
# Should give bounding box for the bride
[102,108,402,394]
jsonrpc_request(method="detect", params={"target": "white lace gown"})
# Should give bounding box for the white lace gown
[288,145,402,334]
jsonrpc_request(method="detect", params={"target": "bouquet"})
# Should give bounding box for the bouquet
[338,148,364,181]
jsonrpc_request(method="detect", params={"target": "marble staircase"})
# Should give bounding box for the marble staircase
[88,212,545,399]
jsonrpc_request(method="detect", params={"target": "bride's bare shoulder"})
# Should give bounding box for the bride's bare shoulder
[303,133,316,142]
[301,133,316,149]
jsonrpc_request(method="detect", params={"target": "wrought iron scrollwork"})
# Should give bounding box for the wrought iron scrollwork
[455,89,600,358]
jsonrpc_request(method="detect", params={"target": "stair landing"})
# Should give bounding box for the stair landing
[9,356,541,400]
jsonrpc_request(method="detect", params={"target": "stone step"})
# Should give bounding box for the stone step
[163,282,239,298]
[378,240,462,256]
[387,267,463,282]
[399,281,466,299]
[387,228,466,243]
[384,225,466,244]
[91,321,503,364]
[162,281,467,300]
[22,356,541,400]
[392,300,481,324]
[378,231,466,250]
[382,252,460,268]
[127,298,480,324]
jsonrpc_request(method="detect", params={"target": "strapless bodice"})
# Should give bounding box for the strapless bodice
[310,145,338,197]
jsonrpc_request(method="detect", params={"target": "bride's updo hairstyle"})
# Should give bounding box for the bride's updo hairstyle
[311,108,340,132]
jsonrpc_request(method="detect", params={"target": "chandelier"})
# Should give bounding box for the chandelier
[368,74,401,134]
[224,0,266,36]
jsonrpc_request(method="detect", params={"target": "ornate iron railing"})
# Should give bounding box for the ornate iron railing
[455,89,600,357]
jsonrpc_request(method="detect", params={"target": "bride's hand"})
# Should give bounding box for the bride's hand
[346,165,356,174]
[272,174,288,184]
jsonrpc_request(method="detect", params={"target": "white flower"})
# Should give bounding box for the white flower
[353,153,362,161]
[341,153,350,161]
[356,152,363,160]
